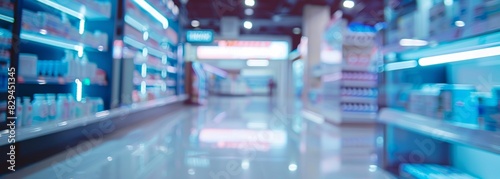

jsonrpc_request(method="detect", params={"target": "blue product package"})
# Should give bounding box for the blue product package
[439,85,478,125]
[400,164,479,179]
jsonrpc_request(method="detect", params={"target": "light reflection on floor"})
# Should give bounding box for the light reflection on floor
[4,96,395,179]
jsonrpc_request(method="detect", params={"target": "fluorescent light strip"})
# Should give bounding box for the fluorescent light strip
[148,47,165,58]
[385,60,418,71]
[246,59,269,67]
[419,46,500,66]
[0,14,14,23]
[141,63,147,78]
[133,0,169,29]
[399,39,428,47]
[79,19,85,35]
[141,81,147,94]
[123,36,144,49]
[37,0,84,19]
[75,79,82,102]
[21,32,82,51]
[124,15,147,31]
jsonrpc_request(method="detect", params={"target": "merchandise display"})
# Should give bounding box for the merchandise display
[122,0,180,103]
[0,0,183,150]
[381,1,500,178]
[400,164,478,179]
[341,29,379,121]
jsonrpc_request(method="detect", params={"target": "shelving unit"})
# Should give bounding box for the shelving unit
[340,28,380,123]
[20,31,107,52]
[380,1,500,178]
[0,95,186,146]
[18,76,106,86]
[120,0,180,104]
[380,108,500,154]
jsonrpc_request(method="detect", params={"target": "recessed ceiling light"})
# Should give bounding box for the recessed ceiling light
[343,0,355,8]
[191,20,200,27]
[243,21,253,29]
[293,27,301,34]
[245,0,255,7]
[245,8,254,16]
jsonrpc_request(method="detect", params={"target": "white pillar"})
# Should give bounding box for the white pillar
[302,5,330,111]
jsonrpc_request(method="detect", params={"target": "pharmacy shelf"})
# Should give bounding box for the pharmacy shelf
[0,7,14,23]
[341,80,378,88]
[36,0,111,20]
[340,96,378,104]
[0,95,187,146]
[20,31,106,52]
[18,76,107,86]
[379,108,500,154]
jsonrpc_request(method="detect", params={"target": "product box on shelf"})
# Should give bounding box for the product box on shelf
[438,84,479,125]
[40,12,70,37]
[397,12,416,39]
[0,1,13,10]
[0,28,12,48]
[429,3,448,36]
[0,49,9,60]
[408,90,441,118]
[22,10,42,32]
[400,164,478,179]
[19,53,38,77]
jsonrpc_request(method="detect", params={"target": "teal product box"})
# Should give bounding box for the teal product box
[438,85,478,124]
[400,164,479,179]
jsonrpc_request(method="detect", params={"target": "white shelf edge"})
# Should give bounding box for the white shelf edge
[21,31,106,52]
[0,95,185,146]
[341,80,378,88]
[379,108,500,154]
[0,7,14,23]
[123,36,166,59]
[340,96,378,104]
[37,0,111,20]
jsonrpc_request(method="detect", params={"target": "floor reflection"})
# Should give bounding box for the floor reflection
[5,96,394,179]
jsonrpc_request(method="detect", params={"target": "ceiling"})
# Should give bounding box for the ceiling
[176,0,384,48]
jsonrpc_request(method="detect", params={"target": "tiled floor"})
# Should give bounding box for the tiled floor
[5,96,395,179]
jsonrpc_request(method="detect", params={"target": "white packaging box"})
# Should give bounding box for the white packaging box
[19,53,38,77]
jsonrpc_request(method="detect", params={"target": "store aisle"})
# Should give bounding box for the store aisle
[4,97,394,179]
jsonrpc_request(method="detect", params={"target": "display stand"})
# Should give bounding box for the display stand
[119,0,181,105]
[340,29,380,123]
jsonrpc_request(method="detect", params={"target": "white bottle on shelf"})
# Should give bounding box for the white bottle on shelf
[32,94,48,125]
[16,99,23,127]
[23,97,33,127]
[80,98,89,117]
[56,94,69,121]
[61,50,75,79]
[46,94,57,120]
[67,94,76,119]
[95,97,104,112]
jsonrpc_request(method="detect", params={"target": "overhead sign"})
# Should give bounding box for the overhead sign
[196,40,289,60]
[186,30,214,43]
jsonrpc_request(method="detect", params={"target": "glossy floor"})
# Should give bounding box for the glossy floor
[6,97,394,179]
